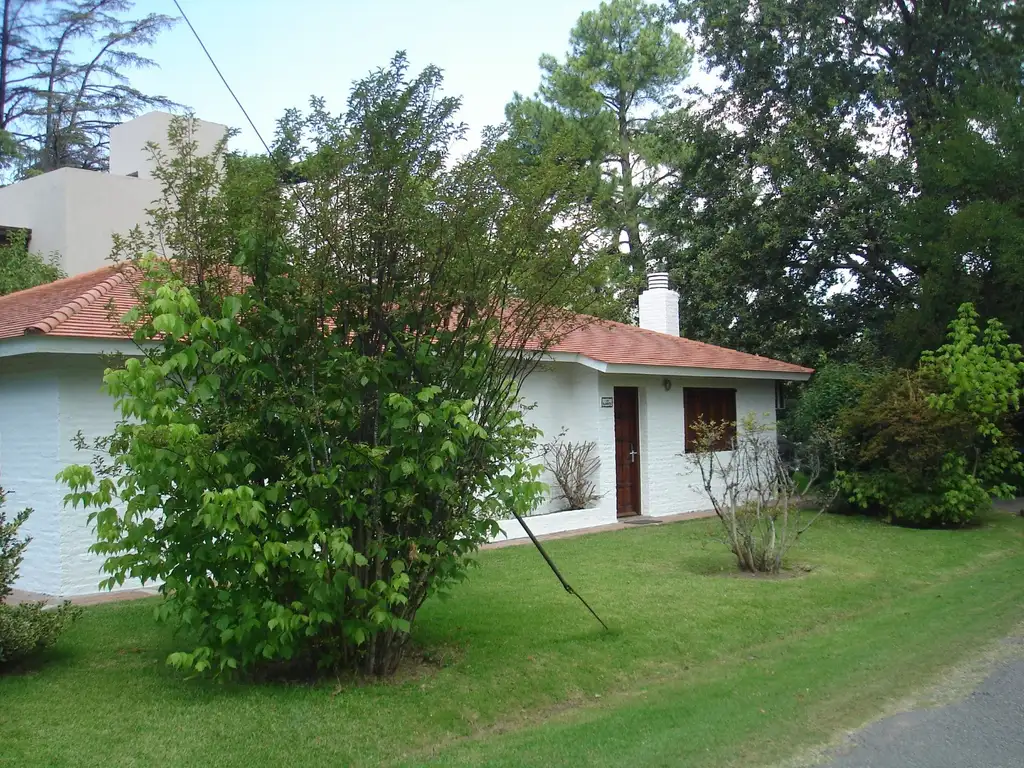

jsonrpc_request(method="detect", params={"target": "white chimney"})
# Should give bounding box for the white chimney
[638,272,680,336]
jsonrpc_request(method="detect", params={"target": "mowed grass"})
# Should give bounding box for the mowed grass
[2,512,1023,768]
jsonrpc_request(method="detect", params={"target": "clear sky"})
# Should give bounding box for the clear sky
[127,0,613,156]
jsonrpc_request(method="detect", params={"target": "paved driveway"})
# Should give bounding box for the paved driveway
[817,656,1024,768]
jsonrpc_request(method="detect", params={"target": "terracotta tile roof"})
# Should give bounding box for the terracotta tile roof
[0,267,813,376]
[549,317,813,375]
[0,265,138,341]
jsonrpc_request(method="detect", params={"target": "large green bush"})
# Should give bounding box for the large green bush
[59,59,609,677]
[838,304,1024,526]
[0,488,82,668]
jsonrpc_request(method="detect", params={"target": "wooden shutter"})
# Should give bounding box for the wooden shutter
[684,388,737,452]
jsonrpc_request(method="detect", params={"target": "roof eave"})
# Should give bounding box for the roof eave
[0,334,146,359]
[0,336,813,382]
[544,351,813,381]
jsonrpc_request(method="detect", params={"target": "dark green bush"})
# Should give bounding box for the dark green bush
[785,360,883,445]
[783,359,886,492]
[0,488,82,668]
[837,305,1024,526]
[836,369,977,525]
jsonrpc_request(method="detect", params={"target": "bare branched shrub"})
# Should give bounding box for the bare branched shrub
[543,439,601,511]
[684,415,838,574]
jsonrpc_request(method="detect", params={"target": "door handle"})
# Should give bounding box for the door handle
[629,444,637,463]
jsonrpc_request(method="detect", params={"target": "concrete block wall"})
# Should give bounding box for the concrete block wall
[57,357,141,596]
[0,357,63,594]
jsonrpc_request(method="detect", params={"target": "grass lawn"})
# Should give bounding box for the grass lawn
[2,511,1023,768]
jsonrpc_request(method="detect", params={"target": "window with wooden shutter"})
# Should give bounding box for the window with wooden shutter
[683,388,737,452]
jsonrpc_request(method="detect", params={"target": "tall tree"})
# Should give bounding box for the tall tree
[1,0,176,178]
[508,0,692,309]
[658,0,1024,364]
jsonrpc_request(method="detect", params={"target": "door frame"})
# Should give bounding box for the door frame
[613,385,642,518]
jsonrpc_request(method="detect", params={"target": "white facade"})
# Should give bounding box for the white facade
[518,362,777,522]
[0,348,781,596]
[0,169,161,277]
[0,112,227,278]
[109,111,227,181]
[0,354,144,595]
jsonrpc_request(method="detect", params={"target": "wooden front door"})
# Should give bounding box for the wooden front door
[613,386,641,517]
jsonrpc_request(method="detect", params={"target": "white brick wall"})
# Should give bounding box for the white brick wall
[638,285,681,336]
[517,363,603,514]
[0,357,62,594]
[1,349,780,596]
[0,355,140,596]
[57,357,136,595]
[523,364,777,520]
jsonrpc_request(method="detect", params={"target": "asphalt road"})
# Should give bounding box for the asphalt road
[817,657,1024,768]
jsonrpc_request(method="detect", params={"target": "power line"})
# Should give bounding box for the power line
[171,0,271,155]
[166,0,609,633]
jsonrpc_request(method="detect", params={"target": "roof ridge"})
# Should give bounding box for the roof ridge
[23,265,134,336]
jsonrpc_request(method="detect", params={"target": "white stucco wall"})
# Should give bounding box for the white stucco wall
[0,168,161,277]
[109,112,228,180]
[0,112,229,279]
[0,357,62,594]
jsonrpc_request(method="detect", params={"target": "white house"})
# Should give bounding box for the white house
[0,113,813,598]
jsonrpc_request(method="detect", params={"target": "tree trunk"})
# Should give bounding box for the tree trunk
[1,0,10,128]
[617,92,643,275]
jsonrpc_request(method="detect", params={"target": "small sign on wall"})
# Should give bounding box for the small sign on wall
[601,396,613,408]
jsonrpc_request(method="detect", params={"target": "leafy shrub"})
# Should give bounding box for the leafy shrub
[0,228,64,297]
[0,488,82,668]
[684,415,837,574]
[838,304,1024,526]
[60,59,609,678]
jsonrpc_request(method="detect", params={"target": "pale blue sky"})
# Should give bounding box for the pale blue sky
[128,0,613,155]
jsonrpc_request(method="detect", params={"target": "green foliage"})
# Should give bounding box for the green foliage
[785,360,883,445]
[838,305,1024,525]
[508,0,693,309]
[659,0,1024,364]
[0,488,82,668]
[0,229,64,296]
[60,57,609,677]
[0,488,29,602]
[1,0,177,178]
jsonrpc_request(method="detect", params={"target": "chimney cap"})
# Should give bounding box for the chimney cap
[647,272,671,290]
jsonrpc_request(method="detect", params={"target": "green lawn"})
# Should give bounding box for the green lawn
[3,512,1023,768]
